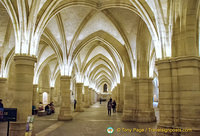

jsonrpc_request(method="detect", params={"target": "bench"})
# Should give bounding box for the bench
[37,110,47,116]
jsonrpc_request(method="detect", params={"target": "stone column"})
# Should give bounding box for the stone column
[58,76,72,120]
[156,59,173,127]
[50,87,54,103]
[92,89,95,104]
[116,84,123,112]
[75,83,84,112]
[135,78,156,122]
[33,85,38,107]
[91,89,93,104]
[112,87,117,101]
[10,56,36,136]
[39,91,43,104]
[122,78,136,121]
[95,92,97,103]
[84,86,89,108]
[119,82,124,112]
[0,78,7,101]
[88,88,92,105]
[156,57,200,136]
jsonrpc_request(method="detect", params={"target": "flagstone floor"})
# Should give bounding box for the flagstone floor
[33,102,158,136]
[0,102,159,136]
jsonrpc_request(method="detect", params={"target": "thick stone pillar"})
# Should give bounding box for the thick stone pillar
[122,78,136,121]
[95,92,97,103]
[0,78,7,100]
[84,86,89,108]
[10,56,36,136]
[117,84,123,112]
[50,87,54,102]
[75,83,84,112]
[156,59,173,127]
[135,78,156,122]
[92,89,95,104]
[156,56,200,136]
[58,76,72,120]
[94,92,96,103]
[39,92,43,104]
[88,88,92,105]
[119,82,124,112]
[33,85,38,107]
[112,87,117,101]
[91,89,94,104]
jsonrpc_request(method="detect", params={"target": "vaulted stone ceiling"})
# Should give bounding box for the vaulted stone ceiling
[0,0,179,93]
[37,4,145,93]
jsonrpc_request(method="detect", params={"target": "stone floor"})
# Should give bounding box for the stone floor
[0,102,159,136]
[33,102,158,136]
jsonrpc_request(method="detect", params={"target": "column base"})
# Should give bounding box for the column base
[74,108,84,112]
[136,109,156,122]
[10,122,26,136]
[117,104,123,112]
[122,110,135,121]
[58,107,72,121]
[84,105,90,108]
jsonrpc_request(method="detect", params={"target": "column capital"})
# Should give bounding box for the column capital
[60,76,71,80]
[76,82,83,87]
[33,84,38,88]
[84,85,89,88]
[14,55,37,66]
[0,78,7,82]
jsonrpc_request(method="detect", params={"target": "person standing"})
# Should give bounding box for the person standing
[112,100,116,113]
[74,99,77,110]
[107,99,112,116]
[0,99,3,108]
[100,98,102,104]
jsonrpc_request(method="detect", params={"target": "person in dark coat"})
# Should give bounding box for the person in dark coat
[45,104,51,115]
[74,99,77,110]
[0,99,3,108]
[112,100,116,113]
[107,99,112,116]
[50,102,55,113]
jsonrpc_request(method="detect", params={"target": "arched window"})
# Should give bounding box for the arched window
[103,84,107,92]
[43,92,48,104]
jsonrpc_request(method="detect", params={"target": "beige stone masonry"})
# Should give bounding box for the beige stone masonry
[10,55,36,136]
[75,83,84,112]
[156,56,200,135]
[33,85,38,107]
[116,84,123,112]
[58,76,72,120]
[84,86,89,108]
[50,87,54,103]
[122,78,155,122]
[0,78,7,101]
[122,78,136,121]
[88,88,92,105]
[135,78,156,122]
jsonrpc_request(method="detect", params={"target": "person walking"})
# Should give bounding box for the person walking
[112,100,116,113]
[107,99,112,116]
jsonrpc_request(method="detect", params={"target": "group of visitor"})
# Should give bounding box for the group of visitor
[107,98,116,116]
[38,102,55,115]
